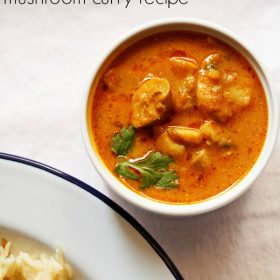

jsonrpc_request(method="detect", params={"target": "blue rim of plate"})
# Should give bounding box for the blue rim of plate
[0,152,184,280]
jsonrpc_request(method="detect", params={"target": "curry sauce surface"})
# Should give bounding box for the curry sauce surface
[89,32,268,203]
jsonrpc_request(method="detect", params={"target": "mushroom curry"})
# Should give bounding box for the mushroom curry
[88,32,268,204]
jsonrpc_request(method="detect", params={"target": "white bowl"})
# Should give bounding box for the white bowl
[81,18,279,216]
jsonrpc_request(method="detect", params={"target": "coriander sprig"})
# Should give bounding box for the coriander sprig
[115,152,179,189]
[111,125,136,156]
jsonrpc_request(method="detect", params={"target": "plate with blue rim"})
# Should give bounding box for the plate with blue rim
[0,153,183,279]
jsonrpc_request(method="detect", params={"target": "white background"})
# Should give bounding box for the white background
[0,1,280,279]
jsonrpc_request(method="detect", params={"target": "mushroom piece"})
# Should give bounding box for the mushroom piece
[131,77,171,128]
[171,76,197,111]
[197,54,226,115]
[200,121,220,143]
[191,149,211,170]
[169,56,198,112]
[169,56,198,72]
[224,87,251,108]
[201,53,222,69]
[202,54,222,81]
[167,126,203,145]
[196,75,231,121]
[197,54,252,121]
[197,54,235,121]
[156,132,186,157]
[223,72,239,84]
[200,121,232,148]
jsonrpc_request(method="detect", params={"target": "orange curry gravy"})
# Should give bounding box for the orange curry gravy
[89,32,268,204]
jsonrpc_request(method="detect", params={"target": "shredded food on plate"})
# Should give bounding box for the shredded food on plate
[0,239,73,280]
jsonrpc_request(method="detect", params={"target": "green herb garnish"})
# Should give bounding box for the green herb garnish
[115,151,179,189]
[111,125,136,156]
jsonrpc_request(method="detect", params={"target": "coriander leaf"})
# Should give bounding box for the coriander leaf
[132,152,173,171]
[111,125,135,156]
[115,162,139,180]
[138,168,162,189]
[115,151,178,189]
[156,170,178,188]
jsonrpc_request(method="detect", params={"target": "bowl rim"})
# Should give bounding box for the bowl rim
[81,18,279,216]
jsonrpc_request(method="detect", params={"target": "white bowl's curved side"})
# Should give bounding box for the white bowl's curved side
[81,18,279,216]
